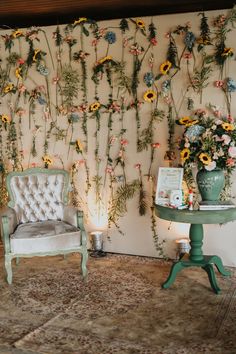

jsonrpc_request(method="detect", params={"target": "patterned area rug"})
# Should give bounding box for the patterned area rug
[0,253,235,354]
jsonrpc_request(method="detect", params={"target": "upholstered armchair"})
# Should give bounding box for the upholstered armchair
[0,168,88,284]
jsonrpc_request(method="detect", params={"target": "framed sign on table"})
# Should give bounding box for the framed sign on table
[155,167,183,206]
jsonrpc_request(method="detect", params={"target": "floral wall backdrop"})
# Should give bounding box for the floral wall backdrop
[0,8,236,264]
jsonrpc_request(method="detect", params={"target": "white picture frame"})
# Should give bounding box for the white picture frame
[155,167,183,206]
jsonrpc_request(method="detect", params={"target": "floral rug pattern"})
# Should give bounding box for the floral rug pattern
[0,253,235,354]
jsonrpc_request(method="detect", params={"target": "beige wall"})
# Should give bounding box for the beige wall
[1,9,236,265]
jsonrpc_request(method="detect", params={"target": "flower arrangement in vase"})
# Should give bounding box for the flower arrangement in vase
[177,110,236,200]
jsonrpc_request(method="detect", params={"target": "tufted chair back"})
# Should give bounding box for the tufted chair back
[8,171,68,223]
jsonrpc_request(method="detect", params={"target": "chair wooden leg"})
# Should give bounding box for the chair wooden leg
[5,255,12,285]
[81,250,88,279]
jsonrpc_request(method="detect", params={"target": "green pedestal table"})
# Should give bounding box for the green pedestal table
[155,204,236,294]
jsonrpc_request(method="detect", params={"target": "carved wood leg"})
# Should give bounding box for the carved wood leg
[202,264,221,294]
[162,261,185,289]
[5,255,12,285]
[81,249,88,279]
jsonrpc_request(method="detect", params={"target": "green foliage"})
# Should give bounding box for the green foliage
[60,65,80,108]
[167,36,179,69]
[108,180,140,227]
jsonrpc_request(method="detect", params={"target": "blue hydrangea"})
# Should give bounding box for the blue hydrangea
[184,31,195,51]
[161,80,170,93]
[104,31,116,44]
[185,125,205,142]
[143,72,154,87]
[226,77,236,92]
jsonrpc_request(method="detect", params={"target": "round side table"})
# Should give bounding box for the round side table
[155,204,236,294]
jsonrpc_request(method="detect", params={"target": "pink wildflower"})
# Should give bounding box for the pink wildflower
[18,58,25,65]
[183,53,192,59]
[151,142,161,148]
[214,80,224,88]
[150,38,157,46]
[120,139,128,146]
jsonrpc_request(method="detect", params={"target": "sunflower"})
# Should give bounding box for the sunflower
[33,49,41,62]
[98,56,112,65]
[3,83,14,93]
[42,155,53,166]
[179,116,192,125]
[199,153,211,165]
[160,60,172,75]
[89,102,101,112]
[221,122,235,131]
[143,89,157,103]
[221,47,234,57]
[12,30,24,38]
[185,119,199,127]
[15,67,22,79]
[136,18,145,29]
[180,148,190,162]
[76,139,83,152]
[1,114,11,124]
[74,18,88,25]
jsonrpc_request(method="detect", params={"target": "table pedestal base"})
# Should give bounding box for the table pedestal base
[162,254,231,294]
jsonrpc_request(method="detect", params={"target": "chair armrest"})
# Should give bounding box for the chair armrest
[63,206,87,246]
[0,207,17,254]
[63,205,78,227]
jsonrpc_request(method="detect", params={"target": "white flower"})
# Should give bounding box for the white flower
[222,134,231,145]
[205,161,216,171]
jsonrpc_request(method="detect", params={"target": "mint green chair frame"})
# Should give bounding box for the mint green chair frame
[0,168,88,284]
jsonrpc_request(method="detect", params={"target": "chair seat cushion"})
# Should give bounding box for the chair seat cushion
[10,220,81,254]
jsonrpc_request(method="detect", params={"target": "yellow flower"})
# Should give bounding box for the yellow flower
[12,29,24,38]
[98,56,112,65]
[3,83,14,93]
[76,139,83,152]
[136,18,145,29]
[221,47,234,57]
[160,60,172,75]
[1,114,11,124]
[42,155,53,166]
[15,67,22,79]
[33,49,41,62]
[74,18,88,25]
[221,122,235,131]
[199,153,211,165]
[89,102,101,112]
[197,38,211,45]
[185,119,199,127]
[180,148,190,162]
[179,116,191,125]
[143,89,157,103]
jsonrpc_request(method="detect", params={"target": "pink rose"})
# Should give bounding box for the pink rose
[228,146,236,158]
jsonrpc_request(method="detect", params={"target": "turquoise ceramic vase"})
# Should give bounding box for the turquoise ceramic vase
[196,169,225,201]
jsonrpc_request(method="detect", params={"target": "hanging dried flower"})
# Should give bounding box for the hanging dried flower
[12,29,24,38]
[75,139,83,153]
[89,102,101,111]
[143,89,157,103]
[74,18,88,25]
[3,83,15,93]
[42,155,53,167]
[136,18,145,30]
[1,114,11,124]
[98,55,113,64]
[160,60,172,75]
[104,31,117,44]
